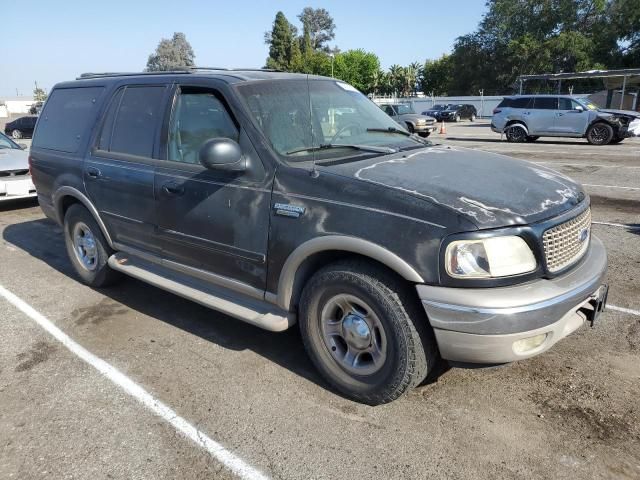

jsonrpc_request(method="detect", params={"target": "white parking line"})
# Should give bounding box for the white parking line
[608,304,640,317]
[583,183,640,191]
[592,221,640,230]
[0,285,269,480]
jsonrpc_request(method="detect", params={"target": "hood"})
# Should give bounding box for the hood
[398,113,434,122]
[598,108,640,119]
[321,145,585,229]
[0,148,29,171]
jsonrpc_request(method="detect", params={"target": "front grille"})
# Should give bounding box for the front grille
[542,208,592,273]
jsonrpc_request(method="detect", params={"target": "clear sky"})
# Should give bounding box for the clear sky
[2,0,488,97]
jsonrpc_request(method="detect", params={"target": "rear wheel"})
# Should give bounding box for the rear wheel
[586,122,614,145]
[299,260,436,405]
[11,129,22,139]
[64,204,122,287]
[505,124,527,142]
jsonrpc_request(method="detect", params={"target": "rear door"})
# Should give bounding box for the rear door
[154,83,272,291]
[85,83,170,254]
[553,97,589,135]
[527,97,557,134]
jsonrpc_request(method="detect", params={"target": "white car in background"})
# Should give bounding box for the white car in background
[0,132,36,201]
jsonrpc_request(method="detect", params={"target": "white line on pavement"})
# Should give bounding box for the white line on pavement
[583,183,640,191]
[608,304,640,317]
[592,221,640,230]
[0,285,269,480]
[533,161,640,169]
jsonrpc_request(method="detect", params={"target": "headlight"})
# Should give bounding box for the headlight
[445,236,536,278]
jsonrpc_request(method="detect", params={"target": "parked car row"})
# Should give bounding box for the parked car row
[422,104,477,122]
[0,131,36,202]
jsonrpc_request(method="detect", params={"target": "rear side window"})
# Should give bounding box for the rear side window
[533,97,557,110]
[98,86,165,158]
[511,97,532,109]
[33,87,104,153]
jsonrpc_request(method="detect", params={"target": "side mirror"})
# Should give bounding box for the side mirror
[574,105,584,112]
[18,143,28,150]
[199,138,245,172]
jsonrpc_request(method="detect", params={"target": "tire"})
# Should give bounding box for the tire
[406,123,415,134]
[64,204,122,287]
[11,129,22,139]
[454,115,460,123]
[586,122,614,145]
[609,136,624,144]
[299,260,437,405]
[470,113,476,122]
[525,135,539,142]
[505,124,527,143]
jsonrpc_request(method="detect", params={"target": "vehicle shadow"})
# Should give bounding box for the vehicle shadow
[2,217,330,393]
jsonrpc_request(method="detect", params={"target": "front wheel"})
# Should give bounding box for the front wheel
[11,129,22,139]
[454,115,460,123]
[470,113,476,122]
[586,122,614,145]
[299,261,436,405]
[405,123,415,134]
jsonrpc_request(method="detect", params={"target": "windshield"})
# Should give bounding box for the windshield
[237,79,425,162]
[394,104,415,115]
[576,98,600,111]
[0,132,19,150]
[430,104,446,110]
[445,104,462,110]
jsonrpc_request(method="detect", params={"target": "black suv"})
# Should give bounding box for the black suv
[4,115,38,139]
[31,70,607,404]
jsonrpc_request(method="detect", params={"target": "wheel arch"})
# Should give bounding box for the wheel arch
[53,186,114,248]
[272,236,424,311]
[504,119,529,134]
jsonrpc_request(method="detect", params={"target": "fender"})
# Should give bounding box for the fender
[273,235,425,310]
[52,186,114,248]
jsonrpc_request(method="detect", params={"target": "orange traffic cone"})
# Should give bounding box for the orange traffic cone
[439,120,447,135]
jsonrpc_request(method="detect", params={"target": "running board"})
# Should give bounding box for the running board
[107,253,295,332]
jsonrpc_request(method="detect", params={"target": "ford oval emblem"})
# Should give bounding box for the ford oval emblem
[578,228,589,243]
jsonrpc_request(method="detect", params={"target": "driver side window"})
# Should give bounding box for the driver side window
[168,90,239,164]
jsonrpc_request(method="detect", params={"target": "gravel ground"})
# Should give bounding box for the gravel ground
[1,123,638,479]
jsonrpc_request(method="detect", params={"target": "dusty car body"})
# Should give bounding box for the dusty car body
[492,95,640,144]
[30,71,607,404]
[379,103,437,137]
[0,132,36,201]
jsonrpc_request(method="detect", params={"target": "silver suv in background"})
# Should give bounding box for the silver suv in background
[491,95,640,145]
[379,103,437,137]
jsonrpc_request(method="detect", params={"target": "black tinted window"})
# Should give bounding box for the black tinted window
[168,91,239,164]
[97,89,124,151]
[33,87,104,153]
[109,86,165,157]
[497,99,512,108]
[533,97,557,110]
[511,97,532,108]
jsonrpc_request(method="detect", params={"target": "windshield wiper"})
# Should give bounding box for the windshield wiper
[366,127,412,137]
[286,143,396,155]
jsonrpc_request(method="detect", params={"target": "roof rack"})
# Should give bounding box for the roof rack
[77,67,282,80]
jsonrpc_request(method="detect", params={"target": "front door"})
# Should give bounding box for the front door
[85,84,170,254]
[154,85,272,291]
[553,98,589,135]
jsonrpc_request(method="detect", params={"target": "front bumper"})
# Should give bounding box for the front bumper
[417,235,608,363]
[414,124,436,133]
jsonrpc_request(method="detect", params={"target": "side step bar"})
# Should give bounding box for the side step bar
[107,253,295,332]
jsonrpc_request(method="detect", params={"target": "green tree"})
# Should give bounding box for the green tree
[265,12,295,70]
[333,49,381,93]
[146,32,195,71]
[421,55,453,95]
[297,7,336,52]
[33,83,47,102]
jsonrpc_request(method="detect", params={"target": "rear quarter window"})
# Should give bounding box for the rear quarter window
[32,87,105,153]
